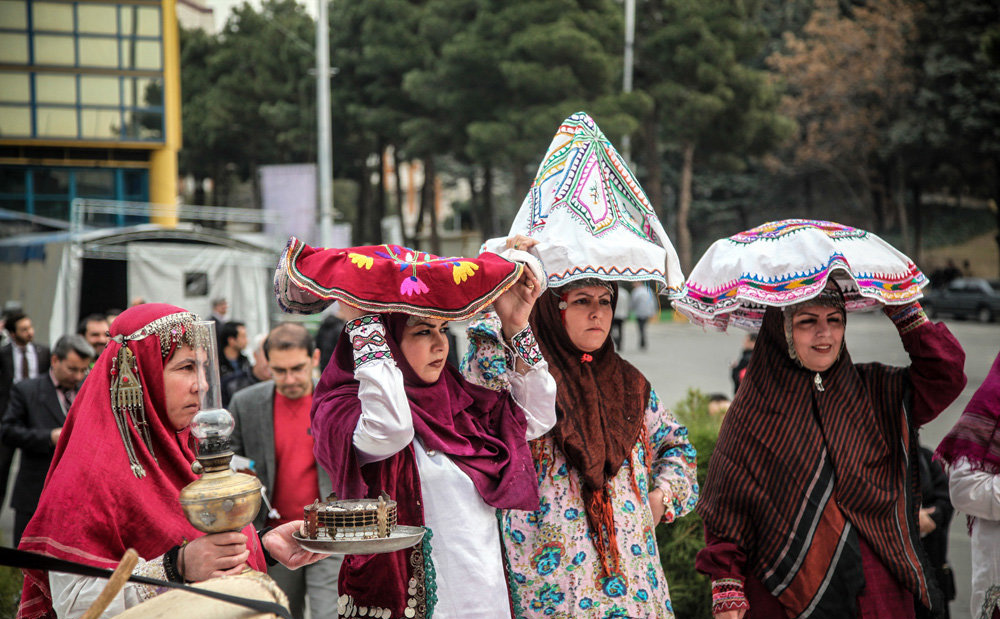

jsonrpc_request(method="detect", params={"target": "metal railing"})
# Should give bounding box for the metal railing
[70,199,280,234]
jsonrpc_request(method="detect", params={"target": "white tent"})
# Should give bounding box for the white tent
[0,225,275,344]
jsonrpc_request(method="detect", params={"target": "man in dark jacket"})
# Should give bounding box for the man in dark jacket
[2,334,92,544]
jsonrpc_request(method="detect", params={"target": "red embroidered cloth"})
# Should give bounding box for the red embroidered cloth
[275,238,524,320]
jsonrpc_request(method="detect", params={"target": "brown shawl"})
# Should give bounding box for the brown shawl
[529,285,650,577]
[697,306,934,618]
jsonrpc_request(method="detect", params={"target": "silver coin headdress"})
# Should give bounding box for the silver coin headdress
[109,312,204,479]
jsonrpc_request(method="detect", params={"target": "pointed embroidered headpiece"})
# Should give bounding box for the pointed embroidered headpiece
[483,111,684,296]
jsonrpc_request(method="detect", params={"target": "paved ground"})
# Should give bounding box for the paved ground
[617,311,998,619]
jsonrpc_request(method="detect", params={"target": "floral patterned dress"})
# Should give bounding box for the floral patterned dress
[461,315,699,619]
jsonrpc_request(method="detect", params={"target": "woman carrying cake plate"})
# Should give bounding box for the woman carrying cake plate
[274,239,557,619]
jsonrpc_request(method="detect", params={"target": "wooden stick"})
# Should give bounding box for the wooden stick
[80,548,139,619]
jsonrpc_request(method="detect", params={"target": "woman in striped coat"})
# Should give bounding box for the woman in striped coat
[695,283,966,619]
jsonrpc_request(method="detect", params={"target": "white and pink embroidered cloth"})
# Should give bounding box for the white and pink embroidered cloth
[483,112,684,296]
[673,219,928,331]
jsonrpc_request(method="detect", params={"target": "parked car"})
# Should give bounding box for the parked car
[923,277,1000,323]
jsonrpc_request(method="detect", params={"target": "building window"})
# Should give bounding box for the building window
[0,71,164,141]
[0,0,165,141]
[0,166,149,221]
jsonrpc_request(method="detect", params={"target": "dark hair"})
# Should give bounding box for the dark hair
[220,321,245,347]
[263,322,315,360]
[4,310,28,335]
[707,393,731,404]
[52,334,95,361]
[77,313,108,335]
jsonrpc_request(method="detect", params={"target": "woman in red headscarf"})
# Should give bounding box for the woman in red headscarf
[18,304,327,619]
[311,268,557,619]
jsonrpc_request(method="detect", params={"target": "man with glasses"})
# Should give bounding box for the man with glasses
[229,322,341,619]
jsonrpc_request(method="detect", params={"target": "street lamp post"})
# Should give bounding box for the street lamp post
[317,0,333,247]
[622,0,635,165]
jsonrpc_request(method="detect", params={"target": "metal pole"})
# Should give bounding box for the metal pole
[622,0,635,165]
[317,0,333,247]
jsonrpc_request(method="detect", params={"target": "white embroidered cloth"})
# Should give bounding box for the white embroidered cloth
[672,219,928,331]
[483,112,684,296]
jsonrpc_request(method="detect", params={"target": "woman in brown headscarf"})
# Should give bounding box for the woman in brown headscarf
[695,283,966,619]
[463,246,698,618]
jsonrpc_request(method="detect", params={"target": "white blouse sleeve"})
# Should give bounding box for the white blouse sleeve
[351,358,414,466]
[949,457,1000,521]
[49,555,164,618]
[506,359,557,441]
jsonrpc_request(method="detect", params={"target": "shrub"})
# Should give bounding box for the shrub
[0,565,21,616]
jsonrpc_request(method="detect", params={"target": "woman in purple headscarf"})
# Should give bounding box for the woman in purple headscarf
[936,350,1000,619]
[310,268,556,619]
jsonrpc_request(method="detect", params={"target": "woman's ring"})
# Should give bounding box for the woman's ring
[526,282,534,290]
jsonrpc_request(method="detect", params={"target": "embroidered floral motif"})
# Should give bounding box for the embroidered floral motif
[373,245,479,297]
[350,252,374,269]
[400,276,430,297]
[499,386,697,619]
[460,312,512,392]
[452,261,479,284]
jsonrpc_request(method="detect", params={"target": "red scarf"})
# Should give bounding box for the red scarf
[529,286,650,578]
[18,304,265,619]
[936,349,1000,475]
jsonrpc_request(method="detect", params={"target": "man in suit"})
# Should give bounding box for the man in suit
[2,334,93,545]
[0,310,51,514]
[229,323,341,619]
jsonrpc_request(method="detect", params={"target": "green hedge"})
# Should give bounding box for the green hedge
[658,389,722,619]
[0,565,20,616]
[0,528,22,616]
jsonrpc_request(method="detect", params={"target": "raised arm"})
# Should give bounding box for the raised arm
[341,314,415,465]
[883,301,966,426]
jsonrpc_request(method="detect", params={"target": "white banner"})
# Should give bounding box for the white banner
[127,243,271,342]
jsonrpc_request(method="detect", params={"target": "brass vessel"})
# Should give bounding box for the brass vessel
[179,449,261,533]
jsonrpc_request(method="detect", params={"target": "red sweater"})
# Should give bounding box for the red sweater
[268,392,321,526]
